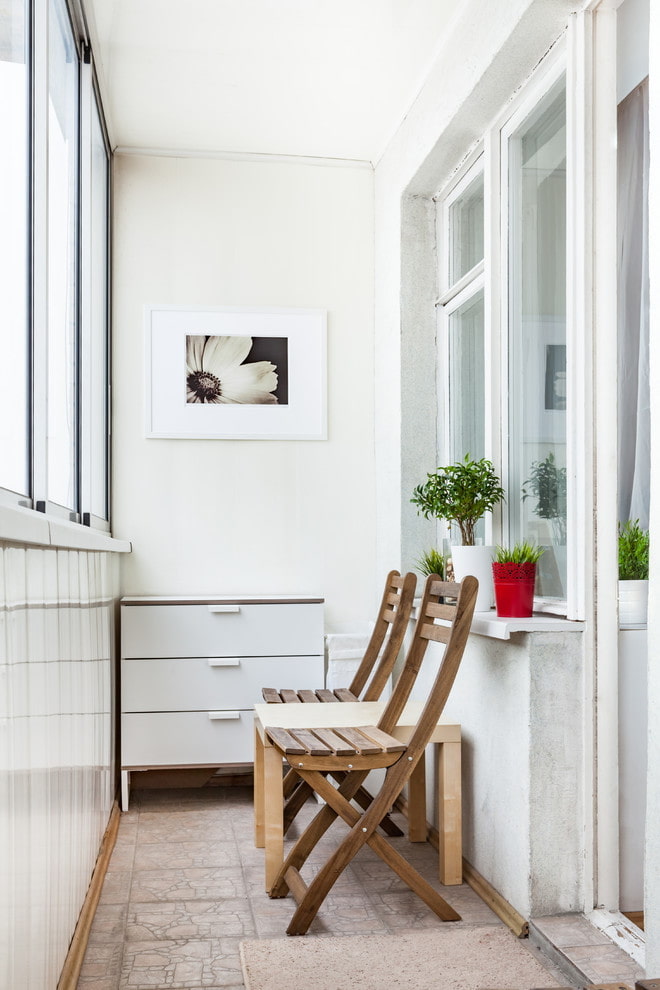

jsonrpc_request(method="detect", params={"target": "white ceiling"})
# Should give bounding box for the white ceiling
[84,0,461,164]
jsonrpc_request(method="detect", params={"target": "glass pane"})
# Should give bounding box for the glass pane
[47,0,79,511]
[448,290,485,463]
[90,95,109,520]
[508,79,567,598]
[449,172,484,284]
[0,0,30,496]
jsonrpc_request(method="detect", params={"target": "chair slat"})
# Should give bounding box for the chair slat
[266,726,306,755]
[296,690,321,703]
[332,726,382,755]
[421,623,451,644]
[382,606,397,623]
[279,689,302,703]
[261,688,283,703]
[425,601,456,620]
[356,725,407,753]
[333,688,359,702]
[288,728,332,756]
[386,590,403,605]
[315,689,337,702]
[311,727,357,755]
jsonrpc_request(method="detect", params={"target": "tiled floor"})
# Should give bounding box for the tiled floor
[530,913,645,987]
[75,783,564,990]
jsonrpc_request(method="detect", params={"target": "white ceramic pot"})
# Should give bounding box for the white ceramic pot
[618,579,648,626]
[451,545,495,611]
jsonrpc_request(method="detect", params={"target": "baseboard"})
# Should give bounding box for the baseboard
[394,795,528,938]
[57,800,121,990]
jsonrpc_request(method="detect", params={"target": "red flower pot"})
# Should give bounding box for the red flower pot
[492,562,537,618]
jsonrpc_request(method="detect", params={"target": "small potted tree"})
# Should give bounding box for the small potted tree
[492,542,545,617]
[411,454,505,610]
[618,520,649,625]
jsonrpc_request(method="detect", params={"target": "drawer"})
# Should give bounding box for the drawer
[121,710,255,766]
[121,602,323,658]
[121,655,325,712]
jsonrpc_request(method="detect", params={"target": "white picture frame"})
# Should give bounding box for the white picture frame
[145,305,327,440]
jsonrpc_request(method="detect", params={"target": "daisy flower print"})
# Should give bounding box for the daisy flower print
[185,334,288,405]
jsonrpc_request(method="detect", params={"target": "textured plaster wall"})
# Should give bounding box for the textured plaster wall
[112,154,376,631]
[420,630,586,918]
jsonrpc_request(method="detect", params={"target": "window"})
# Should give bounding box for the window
[506,79,567,599]
[437,159,486,541]
[0,1,111,528]
[0,0,30,498]
[47,0,79,513]
[437,58,568,608]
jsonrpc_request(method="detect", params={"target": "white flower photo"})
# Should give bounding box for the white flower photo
[185,334,288,405]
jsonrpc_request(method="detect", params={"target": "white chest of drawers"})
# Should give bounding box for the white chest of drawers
[120,595,324,809]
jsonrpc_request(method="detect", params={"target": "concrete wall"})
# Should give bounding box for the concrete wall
[112,153,377,631]
[374,0,584,910]
[412,630,586,918]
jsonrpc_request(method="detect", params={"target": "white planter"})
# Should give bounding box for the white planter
[451,545,495,611]
[618,579,648,626]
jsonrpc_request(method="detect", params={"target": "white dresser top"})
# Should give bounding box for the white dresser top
[120,595,325,605]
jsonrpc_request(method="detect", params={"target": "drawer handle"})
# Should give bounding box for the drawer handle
[208,710,241,720]
[207,658,241,667]
[207,605,241,613]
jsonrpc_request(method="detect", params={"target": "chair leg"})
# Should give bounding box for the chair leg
[283,792,460,934]
[283,779,314,833]
[286,818,374,934]
[282,767,301,800]
[340,777,404,837]
[270,770,371,898]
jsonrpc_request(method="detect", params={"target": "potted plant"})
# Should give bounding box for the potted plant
[411,454,505,610]
[414,548,444,578]
[618,520,649,625]
[492,542,545,618]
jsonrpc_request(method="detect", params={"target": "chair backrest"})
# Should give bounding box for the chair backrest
[347,569,417,701]
[377,573,478,739]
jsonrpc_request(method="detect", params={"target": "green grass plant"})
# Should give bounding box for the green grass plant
[414,548,445,577]
[618,520,649,580]
[493,541,545,565]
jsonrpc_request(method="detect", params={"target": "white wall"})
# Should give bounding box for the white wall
[373,0,591,919]
[112,154,376,631]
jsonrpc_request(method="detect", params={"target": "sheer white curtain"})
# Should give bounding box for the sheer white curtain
[618,78,650,529]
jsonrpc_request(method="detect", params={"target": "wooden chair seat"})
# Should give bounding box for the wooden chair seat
[262,687,359,704]
[265,724,406,771]
[263,573,479,936]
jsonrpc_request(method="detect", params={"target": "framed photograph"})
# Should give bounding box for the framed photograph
[145,305,327,439]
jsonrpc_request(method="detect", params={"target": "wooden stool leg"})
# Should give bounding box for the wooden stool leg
[254,724,265,848]
[438,740,462,885]
[264,743,285,891]
[408,751,427,841]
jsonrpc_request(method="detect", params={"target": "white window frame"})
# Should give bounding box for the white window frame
[1,0,112,535]
[436,39,583,617]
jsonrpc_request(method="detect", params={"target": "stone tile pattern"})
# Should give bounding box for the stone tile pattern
[531,913,645,986]
[76,784,509,989]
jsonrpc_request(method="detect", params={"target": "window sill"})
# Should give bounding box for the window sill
[470,610,585,640]
[0,503,132,553]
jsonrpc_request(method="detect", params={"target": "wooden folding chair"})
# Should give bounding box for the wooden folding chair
[262,569,416,837]
[264,573,478,935]
[262,569,417,705]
